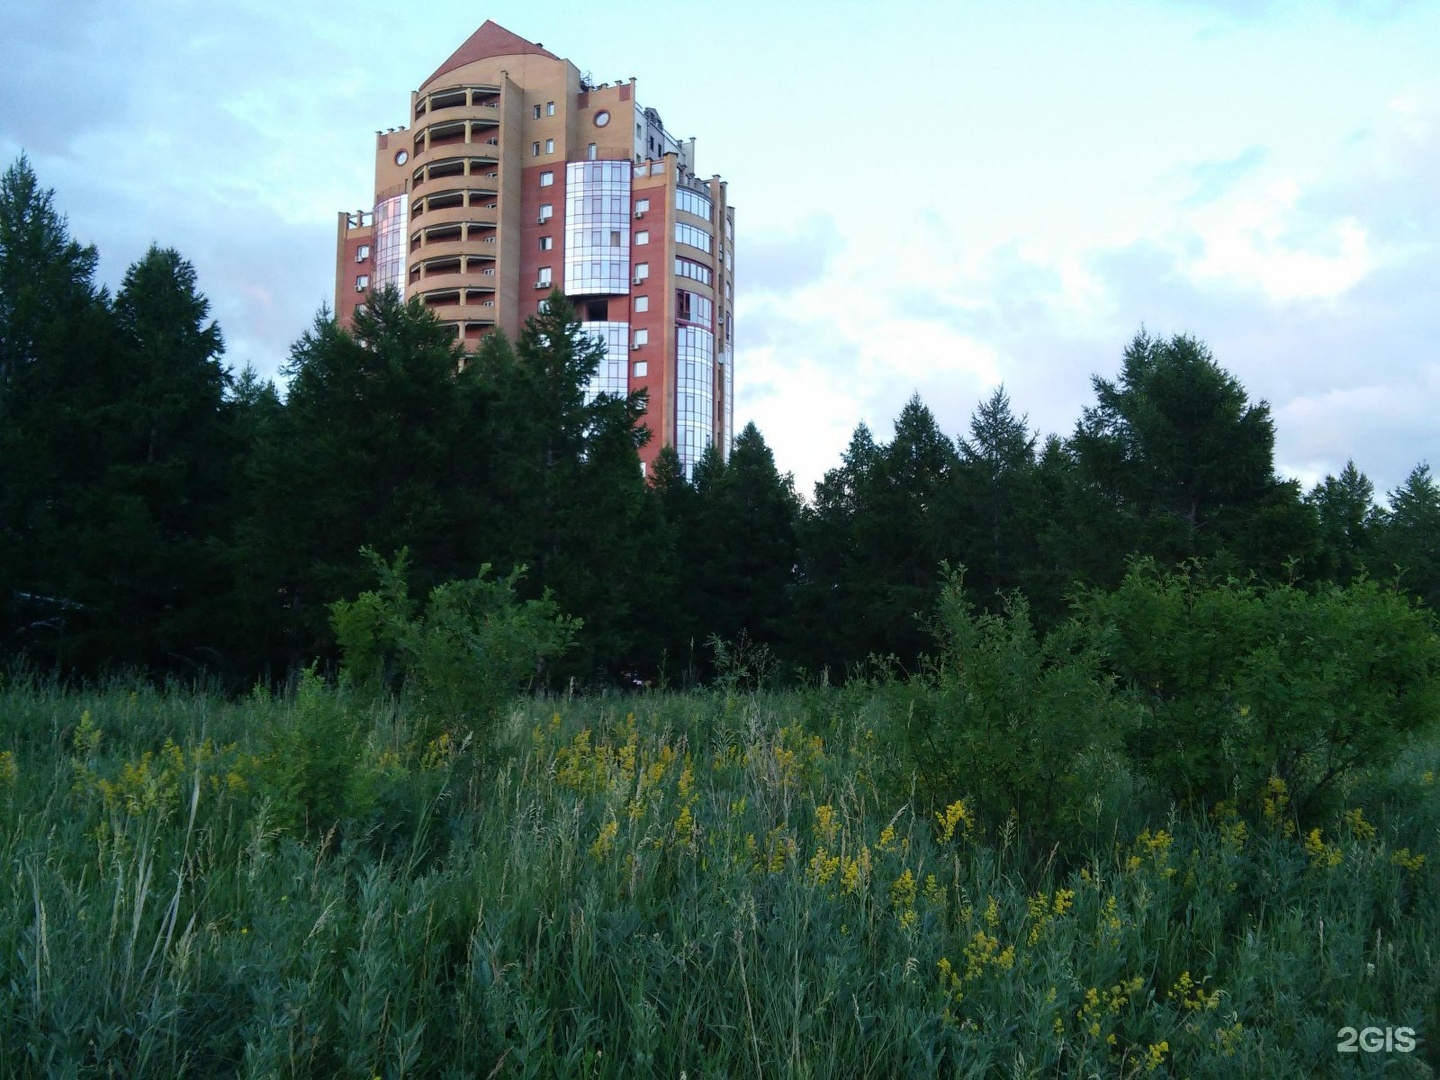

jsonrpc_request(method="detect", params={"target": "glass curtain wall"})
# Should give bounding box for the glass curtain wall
[580,321,630,405]
[564,162,631,295]
[373,193,409,295]
[675,325,715,476]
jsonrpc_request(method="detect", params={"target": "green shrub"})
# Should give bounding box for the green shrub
[1081,560,1440,817]
[255,667,370,835]
[899,566,1130,834]
[330,549,579,748]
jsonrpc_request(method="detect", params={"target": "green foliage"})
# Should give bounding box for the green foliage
[1376,462,1440,613]
[1,679,1436,1076]
[256,667,371,835]
[1070,330,1315,582]
[331,548,578,744]
[1082,560,1440,815]
[901,566,1128,834]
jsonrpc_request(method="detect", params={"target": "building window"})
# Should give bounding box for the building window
[634,262,649,281]
[610,230,622,247]
[635,230,649,245]
[545,138,555,154]
[533,104,542,120]
[634,295,648,313]
[538,266,553,286]
[633,361,648,377]
[675,257,712,286]
[587,143,597,160]
[635,198,650,214]
[675,222,713,253]
[540,171,554,187]
[677,187,714,220]
[539,203,553,221]
[354,274,370,291]
[355,244,370,261]
[539,236,553,251]
[532,141,540,157]
[546,101,555,116]
[633,328,648,347]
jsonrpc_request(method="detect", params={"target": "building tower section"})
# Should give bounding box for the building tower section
[334,21,735,475]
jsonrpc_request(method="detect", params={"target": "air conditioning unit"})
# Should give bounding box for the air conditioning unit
[632,275,645,285]
[534,281,551,289]
[481,300,495,307]
[354,282,367,293]
[482,268,495,275]
[537,215,549,224]
[634,210,645,219]
[631,343,642,351]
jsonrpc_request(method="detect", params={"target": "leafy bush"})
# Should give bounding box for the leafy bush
[255,667,370,835]
[330,549,579,747]
[899,566,1130,834]
[1081,560,1440,816]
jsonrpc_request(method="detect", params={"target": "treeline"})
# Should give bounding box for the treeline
[1,155,1436,686]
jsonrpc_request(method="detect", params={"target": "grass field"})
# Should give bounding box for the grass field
[0,674,1436,1077]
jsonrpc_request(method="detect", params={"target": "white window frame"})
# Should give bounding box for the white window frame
[540,171,554,187]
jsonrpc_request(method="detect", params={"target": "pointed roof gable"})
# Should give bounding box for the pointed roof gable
[423,21,559,88]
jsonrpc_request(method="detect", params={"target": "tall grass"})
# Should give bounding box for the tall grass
[0,676,1435,1076]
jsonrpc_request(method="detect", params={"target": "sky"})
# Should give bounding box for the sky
[2,0,1437,501]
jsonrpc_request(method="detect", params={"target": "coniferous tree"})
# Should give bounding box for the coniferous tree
[239,286,487,669]
[1305,460,1379,586]
[475,291,652,681]
[955,386,1041,607]
[0,156,112,663]
[862,396,961,670]
[72,245,237,669]
[792,422,883,675]
[1069,330,1314,582]
[1376,463,1440,612]
[680,424,799,667]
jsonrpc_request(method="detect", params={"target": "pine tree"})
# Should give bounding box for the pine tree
[1069,330,1312,579]
[1376,463,1440,612]
[240,286,484,669]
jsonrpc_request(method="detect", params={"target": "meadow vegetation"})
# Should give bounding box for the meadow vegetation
[1,562,1436,1077]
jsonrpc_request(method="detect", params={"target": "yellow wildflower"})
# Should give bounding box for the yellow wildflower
[1342,808,1376,842]
[589,819,619,861]
[1391,848,1426,874]
[814,803,839,845]
[1303,828,1343,869]
[935,799,974,844]
[1143,1040,1169,1072]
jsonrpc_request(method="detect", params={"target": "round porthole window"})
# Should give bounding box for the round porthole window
[594,110,610,128]
[395,150,409,165]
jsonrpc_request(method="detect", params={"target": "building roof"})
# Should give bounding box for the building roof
[423,21,559,88]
